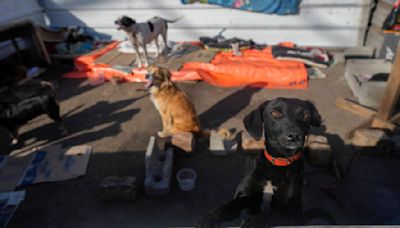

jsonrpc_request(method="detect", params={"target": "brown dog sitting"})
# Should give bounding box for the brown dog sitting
[144,66,201,137]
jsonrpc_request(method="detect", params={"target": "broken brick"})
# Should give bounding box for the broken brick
[170,132,195,153]
[351,128,388,147]
[241,131,265,151]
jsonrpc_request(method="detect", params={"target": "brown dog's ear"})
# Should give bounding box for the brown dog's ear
[243,102,267,140]
[159,67,172,81]
[305,101,322,127]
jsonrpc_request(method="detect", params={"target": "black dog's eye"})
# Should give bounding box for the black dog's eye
[271,110,283,120]
[298,111,310,122]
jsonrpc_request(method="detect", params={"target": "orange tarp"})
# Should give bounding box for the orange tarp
[64,41,203,82]
[182,47,307,89]
[63,41,307,89]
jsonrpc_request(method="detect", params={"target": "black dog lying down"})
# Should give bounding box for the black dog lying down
[0,81,67,145]
[196,98,335,227]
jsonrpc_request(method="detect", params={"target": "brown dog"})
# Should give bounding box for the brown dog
[144,66,201,137]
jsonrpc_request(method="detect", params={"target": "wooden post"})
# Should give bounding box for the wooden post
[337,46,400,135]
[336,98,376,118]
[374,46,400,122]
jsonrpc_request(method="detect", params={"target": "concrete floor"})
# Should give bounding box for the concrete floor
[2,61,400,227]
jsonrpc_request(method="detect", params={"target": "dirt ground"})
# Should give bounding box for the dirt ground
[2,59,400,227]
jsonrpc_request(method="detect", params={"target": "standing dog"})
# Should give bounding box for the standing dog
[144,66,201,137]
[196,98,324,227]
[115,16,180,68]
[0,81,67,145]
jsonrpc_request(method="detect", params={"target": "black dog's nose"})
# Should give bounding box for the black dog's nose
[286,132,302,142]
[114,20,119,25]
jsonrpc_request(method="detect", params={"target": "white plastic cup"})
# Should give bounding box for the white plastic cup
[176,168,197,191]
[88,68,105,86]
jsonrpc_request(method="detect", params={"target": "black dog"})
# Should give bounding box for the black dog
[0,81,67,145]
[196,98,323,227]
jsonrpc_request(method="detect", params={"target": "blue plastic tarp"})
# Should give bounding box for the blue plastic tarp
[181,0,301,15]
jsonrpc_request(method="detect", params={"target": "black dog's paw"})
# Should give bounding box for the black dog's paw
[11,138,19,145]
[195,215,221,228]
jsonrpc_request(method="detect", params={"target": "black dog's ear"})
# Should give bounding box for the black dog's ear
[305,101,322,127]
[122,16,136,25]
[243,102,267,140]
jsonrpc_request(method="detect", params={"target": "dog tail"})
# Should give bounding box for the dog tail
[162,15,184,23]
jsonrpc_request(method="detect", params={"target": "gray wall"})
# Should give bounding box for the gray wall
[41,0,373,47]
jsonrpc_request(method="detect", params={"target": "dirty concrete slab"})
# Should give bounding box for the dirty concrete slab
[2,62,400,227]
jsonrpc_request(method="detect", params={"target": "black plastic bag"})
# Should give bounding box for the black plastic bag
[383,0,400,30]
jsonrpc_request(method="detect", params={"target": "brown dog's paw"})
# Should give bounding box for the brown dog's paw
[157,131,168,138]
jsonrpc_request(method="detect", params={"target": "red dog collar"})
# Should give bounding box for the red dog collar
[264,149,302,166]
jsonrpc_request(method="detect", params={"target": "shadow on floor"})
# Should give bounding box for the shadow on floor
[4,94,147,154]
[199,84,263,129]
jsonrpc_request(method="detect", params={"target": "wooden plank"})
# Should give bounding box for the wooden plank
[371,0,393,28]
[371,118,397,130]
[365,24,385,52]
[381,0,397,5]
[345,117,373,139]
[97,27,364,47]
[42,0,372,10]
[108,53,136,66]
[46,7,368,29]
[336,98,376,118]
[43,0,371,48]
[376,47,400,121]
[32,25,52,66]
[94,48,121,64]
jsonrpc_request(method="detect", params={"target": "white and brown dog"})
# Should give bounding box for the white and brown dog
[115,16,180,68]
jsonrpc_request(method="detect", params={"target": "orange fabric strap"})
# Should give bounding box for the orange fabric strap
[264,149,302,166]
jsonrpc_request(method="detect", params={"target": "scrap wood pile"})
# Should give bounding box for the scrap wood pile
[335,0,400,145]
[63,37,334,89]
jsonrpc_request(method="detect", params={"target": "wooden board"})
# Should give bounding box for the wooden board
[346,117,373,139]
[42,0,373,9]
[335,98,376,118]
[46,8,369,28]
[94,48,120,64]
[41,0,372,47]
[95,48,136,66]
[96,27,366,47]
[371,0,393,28]
[156,49,217,71]
[365,24,385,53]
[108,53,136,66]
[375,47,400,121]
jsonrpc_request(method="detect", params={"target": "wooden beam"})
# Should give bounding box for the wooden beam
[371,118,397,131]
[345,117,373,139]
[375,46,400,121]
[335,97,376,118]
[32,24,51,66]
